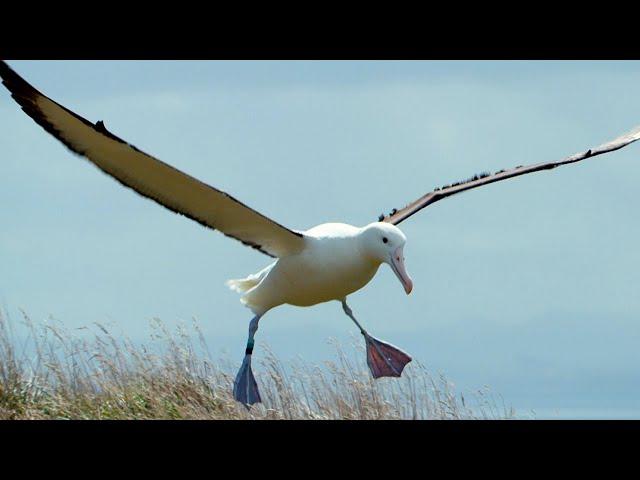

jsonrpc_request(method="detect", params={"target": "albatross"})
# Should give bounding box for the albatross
[2,61,639,406]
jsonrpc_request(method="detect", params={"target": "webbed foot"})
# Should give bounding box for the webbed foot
[364,334,412,378]
[233,354,262,408]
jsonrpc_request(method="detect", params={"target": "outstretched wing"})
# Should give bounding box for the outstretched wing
[380,125,640,225]
[0,61,306,258]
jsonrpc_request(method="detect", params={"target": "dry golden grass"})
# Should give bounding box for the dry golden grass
[0,310,514,420]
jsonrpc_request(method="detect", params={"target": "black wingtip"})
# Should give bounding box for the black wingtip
[0,60,40,103]
[0,60,15,81]
[0,60,45,97]
[0,60,9,76]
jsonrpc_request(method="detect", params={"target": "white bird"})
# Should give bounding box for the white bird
[2,61,640,406]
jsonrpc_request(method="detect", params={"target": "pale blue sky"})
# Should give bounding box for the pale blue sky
[2,61,640,418]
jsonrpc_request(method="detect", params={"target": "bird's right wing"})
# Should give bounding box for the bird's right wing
[0,61,306,258]
[380,125,640,225]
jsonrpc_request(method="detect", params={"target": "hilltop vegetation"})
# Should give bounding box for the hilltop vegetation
[0,311,513,420]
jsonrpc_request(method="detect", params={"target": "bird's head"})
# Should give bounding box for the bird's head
[360,222,413,295]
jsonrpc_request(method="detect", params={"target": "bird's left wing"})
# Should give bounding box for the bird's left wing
[380,125,640,225]
[0,61,306,258]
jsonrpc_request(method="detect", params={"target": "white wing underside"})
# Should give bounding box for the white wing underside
[0,61,306,258]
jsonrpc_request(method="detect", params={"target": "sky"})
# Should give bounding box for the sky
[1,60,640,419]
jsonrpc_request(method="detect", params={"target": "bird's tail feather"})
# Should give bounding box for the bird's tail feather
[226,277,260,294]
[226,264,273,294]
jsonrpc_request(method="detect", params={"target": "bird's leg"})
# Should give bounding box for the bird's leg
[341,299,412,379]
[233,314,262,408]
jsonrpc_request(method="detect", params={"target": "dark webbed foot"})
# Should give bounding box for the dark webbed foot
[364,334,412,378]
[233,355,262,408]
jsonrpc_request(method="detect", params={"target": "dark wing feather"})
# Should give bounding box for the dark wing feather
[381,125,640,225]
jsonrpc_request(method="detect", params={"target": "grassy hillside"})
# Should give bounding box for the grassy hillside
[0,311,513,420]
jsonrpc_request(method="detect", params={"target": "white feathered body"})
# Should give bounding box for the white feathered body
[227,223,381,315]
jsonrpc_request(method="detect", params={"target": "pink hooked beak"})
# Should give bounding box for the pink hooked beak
[389,246,413,294]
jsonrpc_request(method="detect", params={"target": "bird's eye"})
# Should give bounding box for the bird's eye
[382,237,388,244]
